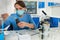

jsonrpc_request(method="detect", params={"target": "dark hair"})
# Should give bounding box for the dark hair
[15,1,26,8]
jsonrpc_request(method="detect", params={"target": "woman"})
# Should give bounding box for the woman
[4,1,37,30]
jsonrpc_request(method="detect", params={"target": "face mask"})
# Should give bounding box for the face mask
[16,10,25,16]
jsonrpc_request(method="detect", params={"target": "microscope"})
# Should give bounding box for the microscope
[40,10,50,40]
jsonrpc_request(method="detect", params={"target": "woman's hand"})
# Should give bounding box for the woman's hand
[17,22,26,28]
[17,22,34,28]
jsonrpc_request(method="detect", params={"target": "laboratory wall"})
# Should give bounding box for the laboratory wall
[0,0,16,15]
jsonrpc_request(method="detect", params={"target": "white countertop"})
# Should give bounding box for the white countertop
[4,30,41,40]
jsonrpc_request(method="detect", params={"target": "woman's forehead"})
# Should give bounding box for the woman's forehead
[15,4,23,8]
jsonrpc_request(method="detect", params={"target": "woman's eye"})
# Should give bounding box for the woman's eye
[16,8,23,10]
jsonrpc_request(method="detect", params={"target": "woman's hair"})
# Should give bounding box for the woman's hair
[14,1,26,8]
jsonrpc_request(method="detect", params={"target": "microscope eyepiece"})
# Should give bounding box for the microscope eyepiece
[42,10,47,15]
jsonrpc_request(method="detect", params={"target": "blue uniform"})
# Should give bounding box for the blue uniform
[4,13,37,30]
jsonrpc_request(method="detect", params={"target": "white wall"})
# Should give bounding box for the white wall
[52,0,60,3]
[51,6,60,18]
[48,0,60,18]
[6,0,16,15]
[0,0,16,15]
[0,0,7,14]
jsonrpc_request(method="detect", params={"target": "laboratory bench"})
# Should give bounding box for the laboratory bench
[4,30,41,40]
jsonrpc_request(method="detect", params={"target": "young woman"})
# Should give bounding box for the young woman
[4,1,37,30]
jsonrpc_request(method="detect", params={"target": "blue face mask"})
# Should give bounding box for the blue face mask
[16,10,25,16]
